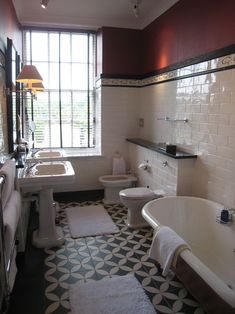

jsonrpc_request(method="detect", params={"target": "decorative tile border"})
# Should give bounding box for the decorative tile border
[96,52,235,88]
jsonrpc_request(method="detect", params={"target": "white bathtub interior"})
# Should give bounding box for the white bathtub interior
[142,196,235,309]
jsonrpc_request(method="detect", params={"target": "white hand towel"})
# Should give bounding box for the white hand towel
[3,190,21,262]
[0,160,16,209]
[149,226,190,276]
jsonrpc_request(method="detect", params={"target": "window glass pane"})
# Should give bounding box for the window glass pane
[33,92,50,148]
[72,64,87,90]
[72,34,88,63]
[33,92,60,148]
[33,62,48,89]
[61,92,72,147]
[72,91,88,147]
[49,33,59,62]
[31,32,48,61]
[89,35,95,64]
[49,63,59,89]
[25,31,31,62]
[60,63,71,89]
[49,92,61,147]
[60,33,71,62]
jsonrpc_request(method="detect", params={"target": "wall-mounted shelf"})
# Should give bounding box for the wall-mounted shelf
[126,138,197,159]
[157,116,189,123]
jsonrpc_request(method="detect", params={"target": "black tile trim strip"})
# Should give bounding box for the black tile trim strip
[126,138,197,159]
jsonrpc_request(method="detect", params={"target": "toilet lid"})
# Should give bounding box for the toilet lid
[120,187,155,199]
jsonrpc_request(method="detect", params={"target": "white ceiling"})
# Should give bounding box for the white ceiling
[12,0,179,30]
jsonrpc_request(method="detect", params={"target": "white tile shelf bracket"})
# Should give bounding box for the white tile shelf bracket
[157,116,189,123]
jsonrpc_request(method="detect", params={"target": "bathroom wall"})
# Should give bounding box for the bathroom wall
[55,85,140,192]
[132,57,235,208]
[100,0,235,77]
[0,0,22,53]
[97,0,235,208]
[0,0,22,155]
[142,0,235,73]
[100,27,142,77]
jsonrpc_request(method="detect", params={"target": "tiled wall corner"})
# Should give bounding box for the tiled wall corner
[128,143,194,197]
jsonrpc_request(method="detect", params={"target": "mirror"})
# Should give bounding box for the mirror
[6,38,22,153]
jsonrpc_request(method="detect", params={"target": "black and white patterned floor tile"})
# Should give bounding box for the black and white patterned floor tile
[44,200,205,314]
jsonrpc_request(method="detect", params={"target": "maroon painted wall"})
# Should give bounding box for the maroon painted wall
[101,27,142,76]
[0,0,22,53]
[142,0,235,74]
[100,0,235,76]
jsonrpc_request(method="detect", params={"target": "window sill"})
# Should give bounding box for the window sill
[64,147,102,158]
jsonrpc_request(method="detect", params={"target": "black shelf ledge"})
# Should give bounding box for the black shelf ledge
[126,138,197,159]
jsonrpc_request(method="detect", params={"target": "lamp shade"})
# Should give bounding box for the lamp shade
[16,65,43,89]
[31,82,45,94]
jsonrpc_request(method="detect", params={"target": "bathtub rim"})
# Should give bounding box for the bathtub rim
[142,196,235,310]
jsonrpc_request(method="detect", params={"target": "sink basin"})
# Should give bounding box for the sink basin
[27,149,66,161]
[35,151,63,158]
[18,161,75,188]
[33,163,67,175]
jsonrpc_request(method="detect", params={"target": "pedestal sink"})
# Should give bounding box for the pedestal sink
[18,161,75,248]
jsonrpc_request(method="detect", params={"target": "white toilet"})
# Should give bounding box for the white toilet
[119,187,164,228]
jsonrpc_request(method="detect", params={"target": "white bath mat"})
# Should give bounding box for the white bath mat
[66,204,119,238]
[69,274,156,314]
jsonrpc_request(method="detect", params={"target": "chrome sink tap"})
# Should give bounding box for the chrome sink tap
[31,148,41,157]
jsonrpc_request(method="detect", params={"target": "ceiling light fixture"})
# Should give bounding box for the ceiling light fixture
[41,0,49,9]
[132,0,142,18]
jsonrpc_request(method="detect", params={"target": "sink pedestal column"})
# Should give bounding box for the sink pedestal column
[32,188,64,248]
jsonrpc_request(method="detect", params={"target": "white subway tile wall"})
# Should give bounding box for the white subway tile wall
[138,66,235,208]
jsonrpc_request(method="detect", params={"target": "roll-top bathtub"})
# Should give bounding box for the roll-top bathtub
[142,196,235,314]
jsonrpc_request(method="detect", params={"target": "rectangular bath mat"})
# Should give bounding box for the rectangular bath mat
[69,274,156,314]
[66,204,119,238]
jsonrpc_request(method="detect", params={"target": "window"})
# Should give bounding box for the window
[23,30,96,149]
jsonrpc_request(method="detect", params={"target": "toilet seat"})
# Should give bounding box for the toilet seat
[119,187,155,200]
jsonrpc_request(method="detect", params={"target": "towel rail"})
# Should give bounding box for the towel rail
[157,116,189,123]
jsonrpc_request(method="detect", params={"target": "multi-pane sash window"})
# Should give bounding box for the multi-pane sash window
[23,30,96,148]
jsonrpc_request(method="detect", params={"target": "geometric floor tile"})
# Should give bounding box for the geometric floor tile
[44,200,205,314]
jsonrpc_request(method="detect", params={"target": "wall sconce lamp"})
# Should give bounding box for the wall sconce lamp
[16,65,43,90]
[31,82,45,95]
[5,65,44,97]
[41,0,49,9]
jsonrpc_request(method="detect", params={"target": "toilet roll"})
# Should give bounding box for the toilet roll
[112,156,126,175]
